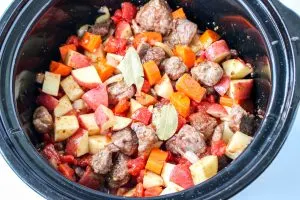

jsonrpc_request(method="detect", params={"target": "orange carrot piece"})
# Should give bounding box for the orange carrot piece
[50,61,72,76]
[174,45,196,68]
[145,148,168,175]
[219,96,241,107]
[143,61,162,86]
[175,74,206,103]
[114,99,131,114]
[199,29,221,49]
[172,8,186,19]
[95,60,115,81]
[136,92,157,107]
[133,32,163,47]
[144,186,163,197]
[80,32,102,52]
[170,92,190,118]
[59,44,77,61]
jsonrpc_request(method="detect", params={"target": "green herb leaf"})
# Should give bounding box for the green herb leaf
[152,104,178,141]
[117,47,144,92]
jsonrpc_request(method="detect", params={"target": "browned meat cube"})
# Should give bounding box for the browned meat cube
[189,111,218,139]
[191,61,224,86]
[111,128,138,156]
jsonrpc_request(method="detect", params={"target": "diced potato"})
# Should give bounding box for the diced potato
[161,163,175,187]
[222,122,234,144]
[54,95,73,117]
[128,98,143,117]
[112,116,133,131]
[42,71,61,96]
[88,135,111,154]
[160,182,184,196]
[106,53,124,67]
[84,45,105,62]
[72,99,88,112]
[228,79,254,100]
[55,115,79,142]
[72,66,102,89]
[143,171,164,189]
[154,74,174,100]
[60,75,84,101]
[66,129,89,157]
[78,113,100,135]
[95,105,116,133]
[222,59,253,79]
[123,187,136,197]
[189,155,218,185]
[225,131,253,159]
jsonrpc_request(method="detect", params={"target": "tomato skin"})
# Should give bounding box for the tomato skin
[112,9,123,24]
[127,155,147,176]
[60,155,75,164]
[121,2,137,22]
[66,35,80,47]
[104,37,127,55]
[144,186,163,197]
[76,155,92,167]
[136,169,146,183]
[42,144,61,168]
[79,166,102,189]
[170,164,194,189]
[58,163,75,181]
[141,80,151,93]
[131,107,152,125]
[211,140,227,157]
[135,183,144,197]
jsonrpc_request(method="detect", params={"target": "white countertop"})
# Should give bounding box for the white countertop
[0,0,299,199]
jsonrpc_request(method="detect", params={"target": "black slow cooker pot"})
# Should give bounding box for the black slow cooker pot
[0,0,299,199]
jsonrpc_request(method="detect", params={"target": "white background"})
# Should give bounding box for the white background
[0,0,299,199]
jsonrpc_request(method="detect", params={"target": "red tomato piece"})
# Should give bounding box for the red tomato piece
[141,80,151,93]
[111,9,123,24]
[176,115,187,132]
[58,163,75,181]
[104,36,127,55]
[76,155,92,167]
[196,101,213,113]
[206,103,228,118]
[82,84,108,111]
[36,94,59,111]
[211,140,227,157]
[166,151,176,163]
[121,2,137,22]
[66,35,80,47]
[60,155,75,164]
[170,164,194,189]
[135,183,144,197]
[79,166,102,189]
[136,169,146,183]
[42,144,61,168]
[214,76,231,96]
[144,186,163,197]
[115,20,131,39]
[131,107,152,125]
[127,155,147,176]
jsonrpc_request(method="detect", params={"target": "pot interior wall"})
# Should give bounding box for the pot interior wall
[14,0,271,146]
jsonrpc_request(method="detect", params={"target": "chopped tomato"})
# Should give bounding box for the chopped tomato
[204,94,216,103]
[196,101,213,113]
[76,155,92,167]
[58,163,75,181]
[141,80,151,93]
[60,155,75,164]
[211,140,227,157]
[144,186,163,197]
[135,183,144,197]
[136,169,146,183]
[121,2,137,22]
[170,164,194,189]
[114,99,130,114]
[131,107,152,125]
[42,144,61,168]
[104,36,127,55]
[66,35,80,47]
[166,151,176,163]
[200,147,212,158]
[79,166,102,189]
[127,155,147,176]
[176,157,192,167]
[111,9,123,24]
[177,115,187,132]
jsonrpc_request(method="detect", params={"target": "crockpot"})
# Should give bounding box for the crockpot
[0,0,299,199]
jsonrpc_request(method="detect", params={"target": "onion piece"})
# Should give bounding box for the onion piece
[77,24,90,38]
[154,42,174,57]
[184,151,199,164]
[95,6,110,24]
[104,74,124,85]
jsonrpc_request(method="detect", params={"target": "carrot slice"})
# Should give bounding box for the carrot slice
[172,8,186,19]
[174,45,196,68]
[136,92,157,107]
[219,96,241,107]
[133,32,162,47]
[175,74,206,103]
[143,61,162,86]
[80,32,102,52]
[199,29,221,49]
[114,99,130,114]
[50,61,72,76]
[59,44,77,61]
[145,148,168,175]
[170,92,190,118]
[95,60,115,81]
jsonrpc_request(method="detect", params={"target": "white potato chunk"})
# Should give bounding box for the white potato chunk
[222,122,235,144]
[161,163,175,187]
[222,59,253,79]
[128,98,143,117]
[160,182,184,196]
[78,113,100,135]
[42,72,61,96]
[88,135,111,154]
[143,171,164,189]
[60,75,84,101]
[225,131,253,159]
[55,115,79,141]
[54,95,73,117]
[112,116,132,131]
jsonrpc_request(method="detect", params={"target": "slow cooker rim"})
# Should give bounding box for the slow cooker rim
[0,0,299,200]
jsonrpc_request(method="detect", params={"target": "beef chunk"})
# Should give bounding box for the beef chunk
[142,47,166,65]
[131,19,145,35]
[166,125,206,157]
[131,122,159,156]
[228,105,247,132]
[160,57,188,80]
[164,19,198,47]
[189,112,218,139]
[88,20,112,36]
[106,153,130,189]
[91,144,119,174]
[33,106,53,134]
[191,61,224,86]
[135,0,172,35]
[112,128,138,156]
[107,80,135,105]
[137,42,151,59]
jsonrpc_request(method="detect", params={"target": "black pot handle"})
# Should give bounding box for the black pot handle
[271,0,300,103]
